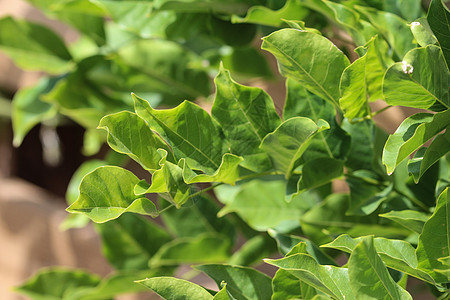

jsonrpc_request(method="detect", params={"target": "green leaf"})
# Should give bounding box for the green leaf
[220,47,273,79]
[213,284,231,300]
[195,264,272,300]
[153,0,253,14]
[218,179,310,232]
[266,254,354,300]
[384,0,422,21]
[15,268,100,300]
[228,235,277,266]
[98,111,173,172]
[261,29,350,108]
[379,210,429,233]
[260,117,329,177]
[416,188,450,283]
[339,36,386,120]
[95,214,171,270]
[297,158,344,194]
[0,17,73,74]
[272,269,317,300]
[211,67,280,172]
[383,45,449,111]
[427,0,450,68]
[231,0,308,27]
[12,77,58,146]
[410,18,438,47]
[137,277,213,300]
[348,236,413,300]
[382,110,450,175]
[67,166,158,222]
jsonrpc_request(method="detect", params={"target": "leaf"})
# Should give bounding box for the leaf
[297,158,344,194]
[410,17,438,47]
[0,17,73,74]
[228,235,277,267]
[67,166,158,223]
[383,45,449,111]
[220,47,273,79]
[260,117,330,177]
[231,0,308,27]
[384,0,422,21]
[15,268,100,300]
[408,129,450,183]
[213,284,231,300]
[218,179,311,232]
[95,214,171,270]
[272,269,317,300]
[211,67,280,172]
[339,36,386,120]
[98,111,173,172]
[137,277,213,300]
[379,210,429,234]
[261,29,350,108]
[427,0,450,68]
[12,77,58,146]
[150,234,231,267]
[348,236,413,299]
[416,188,450,283]
[194,264,272,300]
[266,254,354,300]
[382,110,450,175]
[153,0,253,14]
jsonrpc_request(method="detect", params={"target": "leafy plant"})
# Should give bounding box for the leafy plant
[8,0,450,299]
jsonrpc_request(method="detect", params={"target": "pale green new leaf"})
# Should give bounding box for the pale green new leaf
[211,67,280,172]
[195,264,272,300]
[266,254,354,300]
[339,36,386,120]
[67,166,158,223]
[260,117,330,177]
[137,277,213,300]
[348,236,413,300]
[416,188,450,283]
[261,29,350,108]
[410,18,438,47]
[382,110,450,174]
[383,45,449,111]
[0,17,73,74]
[379,210,429,234]
[427,0,450,68]
[213,284,230,300]
[99,111,174,172]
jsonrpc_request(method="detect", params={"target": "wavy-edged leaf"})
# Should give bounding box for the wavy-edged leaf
[348,236,413,300]
[410,17,438,47]
[416,188,450,283]
[137,277,213,300]
[0,17,73,74]
[211,67,280,172]
[379,210,429,233]
[195,264,272,300]
[383,45,449,111]
[67,166,157,222]
[382,110,450,175]
[260,117,330,177]
[261,29,350,108]
[427,0,450,68]
[266,254,354,300]
[99,111,174,172]
[339,35,386,120]
[95,214,171,270]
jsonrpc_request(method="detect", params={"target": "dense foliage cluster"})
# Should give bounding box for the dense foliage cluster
[2,0,450,299]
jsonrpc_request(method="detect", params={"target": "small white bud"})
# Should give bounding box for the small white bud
[410,22,420,29]
[402,61,414,74]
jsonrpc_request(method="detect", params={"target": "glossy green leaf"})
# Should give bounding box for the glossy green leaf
[410,18,438,47]
[195,264,272,300]
[15,268,100,300]
[150,234,231,267]
[99,111,173,172]
[211,67,280,172]
[67,166,158,222]
[339,36,386,120]
[12,77,58,146]
[427,0,450,68]
[262,29,350,108]
[379,210,429,233]
[0,17,73,74]
[137,277,213,300]
[383,110,450,175]
[416,188,450,283]
[266,254,354,300]
[383,45,449,111]
[348,236,413,299]
[95,214,171,270]
[218,180,310,231]
[297,158,344,194]
[260,117,329,177]
[272,269,317,300]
